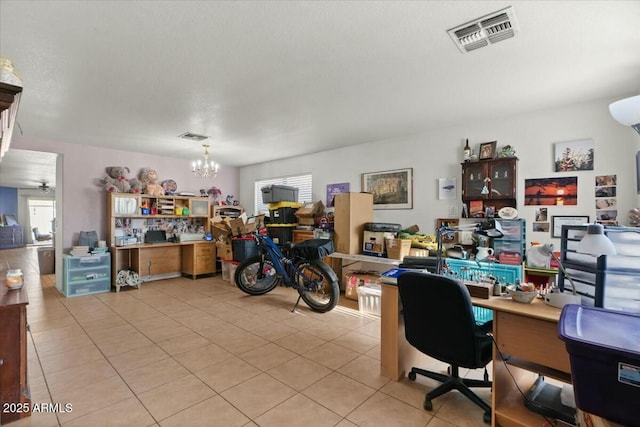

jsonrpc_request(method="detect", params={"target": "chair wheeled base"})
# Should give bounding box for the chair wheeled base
[408,364,492,424]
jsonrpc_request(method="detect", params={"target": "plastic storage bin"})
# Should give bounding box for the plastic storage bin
[232,237,258,262]
[221,260,239,282]
[268,202,302,224]
[559,304,640,426]
[37,246,55,274]
[266,224,296,245]
[357,284,382,316]
[63,253,111,297]
[261,185,299,203]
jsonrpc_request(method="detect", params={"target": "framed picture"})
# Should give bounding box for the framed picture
[554,139,594,172]
[525,176,578,206]
[479,141,497,160]
[551,215,589,238]
[362,168,413,209]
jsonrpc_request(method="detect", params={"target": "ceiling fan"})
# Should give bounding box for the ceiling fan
[38,182,53,194]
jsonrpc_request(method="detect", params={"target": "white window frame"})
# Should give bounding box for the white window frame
[254,174,312,214]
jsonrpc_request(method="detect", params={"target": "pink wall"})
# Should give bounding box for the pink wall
[12,136,239,250]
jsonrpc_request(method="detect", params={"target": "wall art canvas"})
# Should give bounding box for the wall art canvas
[326,182,350,207]
[525,177,578,206]
[554,139,594,172]
[362,168,413,209]
[438,178,456,200]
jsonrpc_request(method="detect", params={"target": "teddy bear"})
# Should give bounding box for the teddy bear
[103,166,141,193]
[138,168,165,196]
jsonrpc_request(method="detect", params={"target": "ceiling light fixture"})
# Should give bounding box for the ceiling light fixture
[609,95,640,134]
[39,182,52,194]
[192,144,219,179]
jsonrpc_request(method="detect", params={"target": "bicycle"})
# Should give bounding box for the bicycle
[234,231,340,312]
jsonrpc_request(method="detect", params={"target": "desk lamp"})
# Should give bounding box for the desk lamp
[531,224,616,308]
[436,219,504,274]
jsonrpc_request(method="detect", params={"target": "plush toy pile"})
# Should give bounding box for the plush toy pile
[103,167,141,193]
[139,168,165,196]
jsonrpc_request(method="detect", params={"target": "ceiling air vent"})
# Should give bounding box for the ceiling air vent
[447,6,519,53]
[178,132,209,142]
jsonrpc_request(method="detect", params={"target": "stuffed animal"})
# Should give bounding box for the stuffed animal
[103,167,141,193]
[139,168,165,196]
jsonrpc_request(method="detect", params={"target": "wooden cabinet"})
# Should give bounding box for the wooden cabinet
[0,225,25,249]
[292,229,314,243]
[0,284,30,424]
[461,157,518,216]
[182,242,216,279]
[137,245,181,278]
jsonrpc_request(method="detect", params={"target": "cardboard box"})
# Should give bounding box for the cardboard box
[345,272,381,300]
[211,222,232,239]
[229,214,265,236]
[362,231,395,256]
[334,193,373,254]
[295,200,325,218]
[216,238,233,260]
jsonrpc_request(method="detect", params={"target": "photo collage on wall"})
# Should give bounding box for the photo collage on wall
[595,175,617,225]
[532,207,549,232]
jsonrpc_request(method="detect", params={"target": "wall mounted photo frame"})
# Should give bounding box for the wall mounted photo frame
[554,139,594,172]
[362,167,413,209]
[479,141,497,160]
[525,177,578,206]
[551,215,589,238]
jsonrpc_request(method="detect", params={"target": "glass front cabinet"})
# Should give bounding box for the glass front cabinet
[461,157,518,217]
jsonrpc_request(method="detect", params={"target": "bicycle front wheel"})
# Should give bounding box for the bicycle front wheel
[295,260,339,312]
[235,255,279,295]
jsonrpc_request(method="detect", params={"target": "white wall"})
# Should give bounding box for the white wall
[11,137,240,250]
[240,96,640,247]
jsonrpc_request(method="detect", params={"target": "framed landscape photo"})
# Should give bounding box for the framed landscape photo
[479,141,497,160]
[362,167,413,209]
[551,215,589,238]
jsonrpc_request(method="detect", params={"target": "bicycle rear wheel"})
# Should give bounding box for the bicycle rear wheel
[295,260,339,312]
[235,255,279,295]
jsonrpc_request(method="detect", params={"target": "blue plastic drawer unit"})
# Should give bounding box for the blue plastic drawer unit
[443,258,522,285]
[63,253,111,297]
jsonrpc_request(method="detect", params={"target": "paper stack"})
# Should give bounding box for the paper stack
[70,246,91,257]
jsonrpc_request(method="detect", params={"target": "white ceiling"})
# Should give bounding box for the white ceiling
[1,1,639,190]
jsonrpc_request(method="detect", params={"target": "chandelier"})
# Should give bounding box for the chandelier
[192,144,219,179]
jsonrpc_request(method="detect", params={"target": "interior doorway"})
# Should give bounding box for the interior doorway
[27,198,55,245]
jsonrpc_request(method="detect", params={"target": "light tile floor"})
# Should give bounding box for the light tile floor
[2,247,491,427]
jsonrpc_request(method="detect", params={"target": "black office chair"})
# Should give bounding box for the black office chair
[397,271,493,424]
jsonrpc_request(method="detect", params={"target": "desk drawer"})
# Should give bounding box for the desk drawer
[496,311,570,374]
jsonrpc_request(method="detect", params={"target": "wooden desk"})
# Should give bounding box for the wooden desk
[0,284,30,424]
[111,241,216,288]
[380,284,571,427]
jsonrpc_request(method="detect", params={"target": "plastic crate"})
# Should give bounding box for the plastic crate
[559,305,640,426]
[357,284,382,316]
[221,260,239,282]
[232,238,258,262]
[261,185,299,203]
[266,224,296,245]
[268,202,302,224]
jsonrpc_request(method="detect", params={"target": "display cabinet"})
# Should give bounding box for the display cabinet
[0,82,23,158]
[107,193,211,246]
[461,157,518,216]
